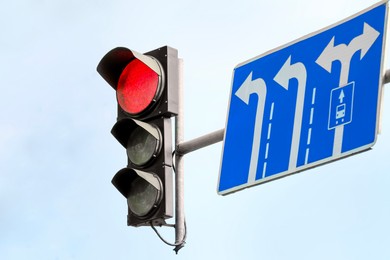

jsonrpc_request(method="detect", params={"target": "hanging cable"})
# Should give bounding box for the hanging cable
[150,150,186,253]
[150,220,187,254]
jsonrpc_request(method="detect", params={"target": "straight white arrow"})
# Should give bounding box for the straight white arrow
[316,22,380,156]
[339,90,345,103]
[235,72,267,183]
[274,56,307,171]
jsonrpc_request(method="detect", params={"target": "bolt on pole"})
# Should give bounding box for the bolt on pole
[385,69,390,84]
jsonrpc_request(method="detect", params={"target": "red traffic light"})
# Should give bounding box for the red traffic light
[97,46,178,120]
[117,54,164,116]
[97,46,177,227]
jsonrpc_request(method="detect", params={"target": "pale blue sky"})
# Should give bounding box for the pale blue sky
[1,0,389,259]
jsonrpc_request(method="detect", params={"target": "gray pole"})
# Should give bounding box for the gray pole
[174,58,185,253]
[176,129,224,155]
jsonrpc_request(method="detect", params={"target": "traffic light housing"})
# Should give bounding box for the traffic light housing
[97,46,178,119]
[97,46,178,227]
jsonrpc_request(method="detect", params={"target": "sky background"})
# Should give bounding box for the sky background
[1,0,389,259]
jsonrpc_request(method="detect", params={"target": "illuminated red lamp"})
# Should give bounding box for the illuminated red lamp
[96,46,177,120]
[117,58,163,116]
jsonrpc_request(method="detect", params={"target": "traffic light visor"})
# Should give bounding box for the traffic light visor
[111,118,162,167]
[96,47,165,117]
[112,168,163,218]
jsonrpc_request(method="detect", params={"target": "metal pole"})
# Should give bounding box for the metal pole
[176,129,224,156]
[174,58,185,253]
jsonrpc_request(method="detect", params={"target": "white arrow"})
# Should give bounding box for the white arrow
[315,36,346,74]
[339,89,345,103]
[351,22,381,60]
[274,56,307,171]
[316,23,379,78]
[316,22,379,156]
[235,72,267,184]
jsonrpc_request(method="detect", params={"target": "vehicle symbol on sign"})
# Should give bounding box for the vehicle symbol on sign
[336,104,346,120]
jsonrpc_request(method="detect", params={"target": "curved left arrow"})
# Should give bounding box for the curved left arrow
[274,56,307,171]
[235,72,267,183]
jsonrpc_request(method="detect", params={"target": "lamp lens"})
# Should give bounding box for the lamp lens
[117,59,160,116]
[127,126,159,166]
[127,176,160,217]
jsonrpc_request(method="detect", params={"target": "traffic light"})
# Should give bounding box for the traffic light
[97,46,179,227]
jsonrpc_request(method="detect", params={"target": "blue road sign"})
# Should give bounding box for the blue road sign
[218,1,388,195]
